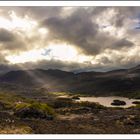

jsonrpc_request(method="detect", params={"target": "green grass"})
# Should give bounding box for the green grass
[52,97,106,109]
[0,92,35,109]
[76,101,106,109]
[0,91,55,117]
[129,104,140,109]
[15,102,55,116]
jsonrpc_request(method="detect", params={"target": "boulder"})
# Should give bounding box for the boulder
[72,95,80,100]
[132,101,140,104]
[111,100,126,106]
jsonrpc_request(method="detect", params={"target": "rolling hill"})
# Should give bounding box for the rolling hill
[1,65,140,98]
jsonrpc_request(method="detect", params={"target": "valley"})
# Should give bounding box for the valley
[0,65,140,133]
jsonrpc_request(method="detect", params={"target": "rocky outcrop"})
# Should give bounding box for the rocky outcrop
[111,100,126,106]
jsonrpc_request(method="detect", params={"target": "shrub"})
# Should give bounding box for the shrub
[14,102,55,119]
[53,97,74,108]
[0,100,12,110]
[76,101,106,109]
[53,97,106,109]
[131,104,140,108]
[132,101,140,105]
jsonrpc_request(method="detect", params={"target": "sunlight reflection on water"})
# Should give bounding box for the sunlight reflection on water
[79,96,140,108]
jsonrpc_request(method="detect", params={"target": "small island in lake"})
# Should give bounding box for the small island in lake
[111,100,126,106]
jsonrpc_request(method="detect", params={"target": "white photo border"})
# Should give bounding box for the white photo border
[0,1,139,6]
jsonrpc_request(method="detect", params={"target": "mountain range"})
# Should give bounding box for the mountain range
[1,65,140,98]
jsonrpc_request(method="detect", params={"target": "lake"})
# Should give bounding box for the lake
[78,96,140,108]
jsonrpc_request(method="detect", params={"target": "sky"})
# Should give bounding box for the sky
[0,7,140,73]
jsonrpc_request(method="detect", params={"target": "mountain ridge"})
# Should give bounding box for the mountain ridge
[1,65,140,97]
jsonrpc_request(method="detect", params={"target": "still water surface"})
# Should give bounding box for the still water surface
[79,96,140,108]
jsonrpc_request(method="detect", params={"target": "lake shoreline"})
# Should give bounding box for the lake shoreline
[58,94,140,108]
[78,96,140,108]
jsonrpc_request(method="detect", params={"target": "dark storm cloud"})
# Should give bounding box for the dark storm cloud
[113,38,134,48]
[41,7,135,56]
[112,7,140,28]
[0,54,13,74]
[1,56,139,74]
[0,29,15,42]
[113,14,125,27]
[13,59,109,73]
[42,8,100,55]
[0,7,63,53]
[0,59,96,73]
[0,7,139,72]
[0,29,26,52]
[0,7,62,21]
[24,7,62,20]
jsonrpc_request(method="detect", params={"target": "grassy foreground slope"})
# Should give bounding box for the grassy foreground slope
[0,89,140,134]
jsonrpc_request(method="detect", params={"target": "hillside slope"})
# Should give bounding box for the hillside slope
[1,65,140,97]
